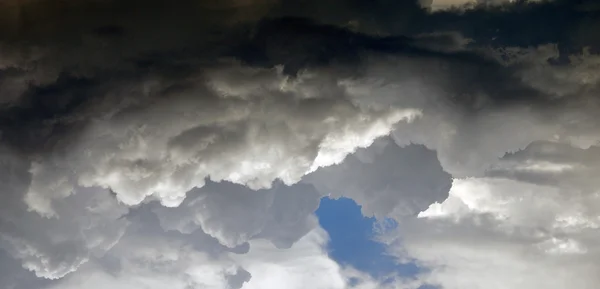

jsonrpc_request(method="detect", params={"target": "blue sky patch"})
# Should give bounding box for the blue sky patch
[316,197,419,278]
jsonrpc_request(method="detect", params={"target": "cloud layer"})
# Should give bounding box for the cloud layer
[1,0,600,288]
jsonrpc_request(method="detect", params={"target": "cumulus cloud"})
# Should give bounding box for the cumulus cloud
[0,144,129,279]
[43,209,253,289]
[152,180,321,249]
[305,137,452,218]
[380,142,600,289]
[13,210,381,289]
[1,0,600,288]
[21,63,419,210]
[232,228,346,289]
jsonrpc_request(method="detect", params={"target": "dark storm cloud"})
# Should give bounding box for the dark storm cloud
[0,0,591,223]
[423,0,600,55]
[272,0,429,35]
[271,0,600,56]
[0,0,587,106]
[0,0,568,158]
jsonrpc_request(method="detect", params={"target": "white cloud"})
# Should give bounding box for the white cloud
[235,227,416,289]
[233,228,346,289]
[23,63,420,213]
[382,154,600,289]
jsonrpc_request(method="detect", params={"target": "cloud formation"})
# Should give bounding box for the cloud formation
[1,0,600,288]
[305,137,452,218]
[376,141,600,289]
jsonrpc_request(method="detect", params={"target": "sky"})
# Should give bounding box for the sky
[0,0,600,288]
[316,197,418,278]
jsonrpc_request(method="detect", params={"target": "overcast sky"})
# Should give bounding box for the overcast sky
[0,0,599,288]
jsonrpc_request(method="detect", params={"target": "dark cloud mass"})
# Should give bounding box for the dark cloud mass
[0,0,599,288]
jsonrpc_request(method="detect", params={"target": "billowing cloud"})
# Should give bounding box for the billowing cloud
[1,0,600,288]
[305,137,452,218]
[381,142,600,289]
[0,144,129,279]
[43,209,252,289]
[152,180,321,249]
[21,63,419,211]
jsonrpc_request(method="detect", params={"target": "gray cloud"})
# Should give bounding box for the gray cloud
[305,137,452,218]
[1,0,600,288]
[152,180,321,249]
[0,144,129,279]
[383,176,600,289]
[44,211,252,289]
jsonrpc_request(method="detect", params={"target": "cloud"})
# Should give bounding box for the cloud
[0,14,442,281]
[1,0,600,288]
[234,226,418,289]
[0,249,52,289]
[11,208,378,289]
[152,180,321,249]
[420,0,600,52]
[325,47,600,178]
[331,55,552,176]
[305,137,452,218]
[232,228,346,289]
[0,144,129,279]
[380,142,600,288]
[487,140,600,188]
[19,63,419,211]
[43,209,252,289]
